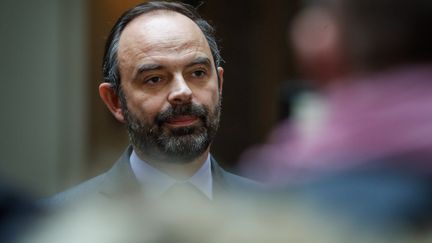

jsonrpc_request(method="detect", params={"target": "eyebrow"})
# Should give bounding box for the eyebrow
[136,63,163,74]
[186,57,212,68]
[134,57,212,77]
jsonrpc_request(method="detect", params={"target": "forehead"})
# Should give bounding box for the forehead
[118,11,212,62]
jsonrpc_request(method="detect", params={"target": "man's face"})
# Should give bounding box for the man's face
[116,11,223,163]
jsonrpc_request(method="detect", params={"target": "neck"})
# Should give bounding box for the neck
[134,148,210,180]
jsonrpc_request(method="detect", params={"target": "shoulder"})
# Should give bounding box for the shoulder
[211,157,264,195]
[221,169,263,189]
[41,173,108,208]
[43,146,135,207]
[212,164,268,203]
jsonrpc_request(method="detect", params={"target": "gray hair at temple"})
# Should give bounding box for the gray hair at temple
[102,1,223,94]
[304,0,432,70]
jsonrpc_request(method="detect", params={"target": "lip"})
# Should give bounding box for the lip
[165,116,199,127]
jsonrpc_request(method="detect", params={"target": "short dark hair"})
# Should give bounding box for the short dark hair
[305,0,432,70]
[102,1,222,93]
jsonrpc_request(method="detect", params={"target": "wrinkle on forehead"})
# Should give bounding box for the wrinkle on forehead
[118,11,211,62]
[139,37,207,57]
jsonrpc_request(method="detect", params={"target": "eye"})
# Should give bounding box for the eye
[191,70,206,78]
[145,76,162,84]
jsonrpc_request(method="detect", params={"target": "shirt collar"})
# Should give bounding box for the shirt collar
[130,150,213,200]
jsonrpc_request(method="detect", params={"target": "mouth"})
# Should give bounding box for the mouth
[165,116,199,128]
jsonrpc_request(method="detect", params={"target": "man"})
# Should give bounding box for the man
[51,1,256,204]
[241,0,432,233]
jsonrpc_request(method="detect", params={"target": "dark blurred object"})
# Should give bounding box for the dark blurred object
[0,182,41,243]
[277,80,309,121]
[316,0,432,71]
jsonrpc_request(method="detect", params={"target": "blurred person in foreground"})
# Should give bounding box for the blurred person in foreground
[48,1,257,205]
[241,0,432,234]
[0,182,43,243]
[26,192,426,243]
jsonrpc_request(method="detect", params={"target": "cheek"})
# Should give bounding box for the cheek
[193,82,220,108]
[124,89,167,121]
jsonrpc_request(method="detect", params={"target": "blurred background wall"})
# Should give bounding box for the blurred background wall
[0,0,300,196]
[0,0,87,195]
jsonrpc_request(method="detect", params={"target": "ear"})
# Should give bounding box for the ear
[99,83,125,123]
[217,67,224,96]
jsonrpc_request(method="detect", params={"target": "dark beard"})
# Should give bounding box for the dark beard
[120,94,221,164]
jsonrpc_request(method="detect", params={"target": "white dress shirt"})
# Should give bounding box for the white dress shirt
[130,150,213,200]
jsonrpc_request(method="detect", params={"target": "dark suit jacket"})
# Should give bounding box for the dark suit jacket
[48,146,259,205]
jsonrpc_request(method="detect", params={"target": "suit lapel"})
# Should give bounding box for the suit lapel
[211,156,232,200]
[98,146,141,198]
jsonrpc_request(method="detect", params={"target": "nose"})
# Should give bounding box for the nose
[167,74,192,105]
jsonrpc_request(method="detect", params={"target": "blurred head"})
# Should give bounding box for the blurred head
[291,0,432,83]
[98,2,224,164]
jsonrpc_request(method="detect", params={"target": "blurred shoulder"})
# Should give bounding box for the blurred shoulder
[40,173,108,207]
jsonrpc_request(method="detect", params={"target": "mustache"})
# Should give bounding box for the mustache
[155,103,208,125]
